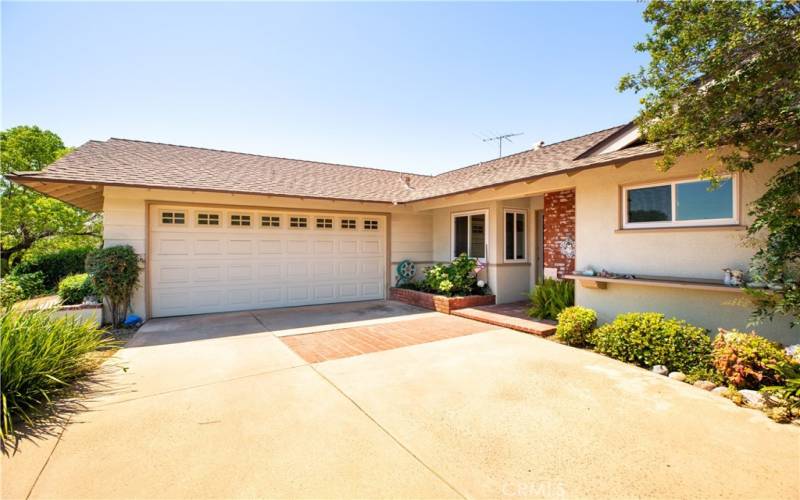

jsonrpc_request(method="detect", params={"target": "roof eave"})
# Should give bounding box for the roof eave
[5,146,662,209]
[7,172,105,212]
[5,173,405,207]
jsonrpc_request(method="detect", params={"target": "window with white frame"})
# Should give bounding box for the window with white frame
[452,211,486,259]
[197,212,220,226]
[261,215,280,228]
[504,209,527,261]
[622,176,737,229]
[289,216,308,228]
[340,218,357,230]
[161,211,185,224]
[316,217,333,229]
[363,219,379,230]
[230,214,251,227]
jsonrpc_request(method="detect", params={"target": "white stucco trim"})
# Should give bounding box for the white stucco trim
[593,126,642,156]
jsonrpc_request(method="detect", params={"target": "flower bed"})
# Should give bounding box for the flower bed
[390,287,495,314]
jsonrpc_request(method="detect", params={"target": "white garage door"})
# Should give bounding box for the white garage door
[149,205,386,317]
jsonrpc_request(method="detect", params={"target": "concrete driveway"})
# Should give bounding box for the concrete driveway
[3,301,798,499]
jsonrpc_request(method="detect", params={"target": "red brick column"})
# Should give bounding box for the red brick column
[543,189,576,278]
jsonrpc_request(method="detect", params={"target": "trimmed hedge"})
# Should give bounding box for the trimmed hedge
[589,312,712,373]
[555,306,597,346]
[57,274,95,305]
[12,247,95,290]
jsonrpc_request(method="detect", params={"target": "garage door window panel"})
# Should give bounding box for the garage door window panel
[230,214,252,227]
[161,211,186,225]
[290,216,309,229]
[261,215,281,228]
[197,212,220,226]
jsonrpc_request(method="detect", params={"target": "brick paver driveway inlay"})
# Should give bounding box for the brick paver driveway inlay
[280,314,495,363]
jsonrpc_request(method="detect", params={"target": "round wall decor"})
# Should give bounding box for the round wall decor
[559,237,576,259]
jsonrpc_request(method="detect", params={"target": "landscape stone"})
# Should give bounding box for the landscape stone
[652,365,668,376]
[693,380,717,391]
[738,389,765,408]
[668,371,686,382]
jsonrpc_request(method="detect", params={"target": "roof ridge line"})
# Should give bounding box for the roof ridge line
[106,137,434,178]
[430,123,628,177]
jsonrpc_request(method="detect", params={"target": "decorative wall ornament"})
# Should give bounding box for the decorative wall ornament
[559,237,576,259]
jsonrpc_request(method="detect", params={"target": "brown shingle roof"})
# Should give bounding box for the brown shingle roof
[407,125,637,199]
[8,124,661,207]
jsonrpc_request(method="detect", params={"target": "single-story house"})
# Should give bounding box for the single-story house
[8,123,795,343]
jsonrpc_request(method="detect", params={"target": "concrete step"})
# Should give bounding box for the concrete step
[452,304,556,337]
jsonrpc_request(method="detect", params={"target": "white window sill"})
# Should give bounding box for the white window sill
[615,224,745,233]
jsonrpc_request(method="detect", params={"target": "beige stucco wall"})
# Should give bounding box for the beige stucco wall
[426,198,534,303]
[101,152,797,343]
[573,155,775,279]
[578,284,795,345]
[102,186,428,318]
[571,154,795,343]
[389,212,433,284]
[430,200,498,295]
[418,152,796,343]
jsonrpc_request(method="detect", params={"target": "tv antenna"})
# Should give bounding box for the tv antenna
[482,132,523,158]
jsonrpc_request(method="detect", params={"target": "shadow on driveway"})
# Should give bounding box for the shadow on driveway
[128,300,431,348]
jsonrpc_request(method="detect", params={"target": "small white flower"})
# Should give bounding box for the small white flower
[477,280,485,288]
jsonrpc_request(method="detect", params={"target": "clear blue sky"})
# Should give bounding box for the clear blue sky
[2,1,650,175]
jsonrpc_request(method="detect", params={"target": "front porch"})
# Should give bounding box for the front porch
[398,188,577,307]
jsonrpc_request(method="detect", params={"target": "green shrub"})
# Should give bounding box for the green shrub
[555,306,597,346]
[12,246,96,291]
[0,279,24,309]
[57,273,95,305]
[1,272,47,302]
[528,279,574,320]
[421,254,480,297]
[761,368,800,417]
[589,312,712,373]
[1,309,111,441]
[685,365,724,385]
[86,245,142,328]
[712,329,793,389]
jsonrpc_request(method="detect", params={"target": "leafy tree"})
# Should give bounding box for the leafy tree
[0,126,101,269]
[619,0,800,326]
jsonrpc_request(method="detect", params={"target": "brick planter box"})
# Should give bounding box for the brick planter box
[389,287,495,314]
